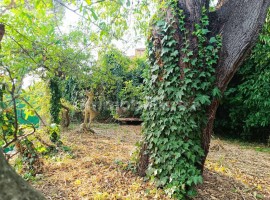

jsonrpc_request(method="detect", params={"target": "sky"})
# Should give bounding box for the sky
[212,0,218,6]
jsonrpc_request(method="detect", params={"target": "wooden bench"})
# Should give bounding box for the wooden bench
[116,117,143,124]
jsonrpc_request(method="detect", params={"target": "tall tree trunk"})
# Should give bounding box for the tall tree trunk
[138,0,270,175]
[0,23,46,200]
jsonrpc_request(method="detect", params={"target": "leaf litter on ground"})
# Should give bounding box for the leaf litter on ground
[31,124,270,200]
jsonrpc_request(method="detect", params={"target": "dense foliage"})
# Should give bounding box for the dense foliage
[142,3,221,198]
[0,0,150,176]
[90,48,146,119]
[215,11,270,143]
[0,0,154,153]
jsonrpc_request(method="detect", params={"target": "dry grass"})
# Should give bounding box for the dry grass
[32,124,169,199]
[31,124,270,200]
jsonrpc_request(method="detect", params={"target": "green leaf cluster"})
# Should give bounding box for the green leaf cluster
[89,48,147,119]
[0,84,16,146]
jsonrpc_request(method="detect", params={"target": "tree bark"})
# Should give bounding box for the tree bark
[138,0,270,175]
[0,23,46,200]
[0,149,46,200]
[137,142,149,176]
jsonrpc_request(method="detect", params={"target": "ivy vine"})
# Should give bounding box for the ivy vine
[142,2,221,199]
[49,77,62,125]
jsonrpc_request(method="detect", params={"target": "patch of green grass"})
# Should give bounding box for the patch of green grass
[213,134,270,153]
[254,146,270,153]
[237,142,270,153]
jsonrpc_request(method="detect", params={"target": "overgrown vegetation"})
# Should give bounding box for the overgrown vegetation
[0,0,150,180]
[49,78,62,125]
[90,48,146,120]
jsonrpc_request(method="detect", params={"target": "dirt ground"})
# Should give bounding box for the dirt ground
[31,124,270,200]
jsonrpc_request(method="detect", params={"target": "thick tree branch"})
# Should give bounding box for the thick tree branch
[215,0,270,91]
[201,0,270,170]
[179,0,205,24]
[0,24,5,44]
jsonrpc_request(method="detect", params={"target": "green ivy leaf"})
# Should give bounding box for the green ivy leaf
[183,57,189,63]
[90,8,99,20]
[187,51,193,57]
[212,87,222,98]
[209,37,217,43]
[195,95,211,105]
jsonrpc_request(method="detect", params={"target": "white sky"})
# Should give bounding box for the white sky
[212,0,218,6]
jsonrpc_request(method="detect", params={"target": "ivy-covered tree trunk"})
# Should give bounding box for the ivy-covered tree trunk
[0,24,46,200]
[49,77,62,124]
[138,0,270,198]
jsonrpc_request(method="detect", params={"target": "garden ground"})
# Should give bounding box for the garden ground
[31,124,270,200]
